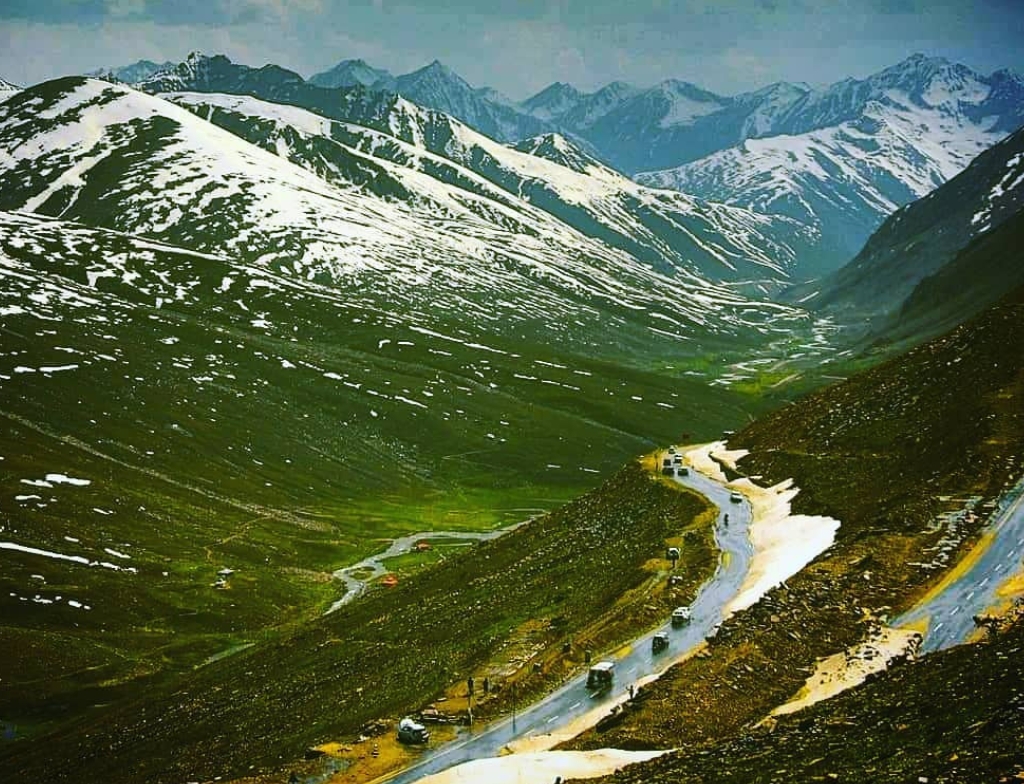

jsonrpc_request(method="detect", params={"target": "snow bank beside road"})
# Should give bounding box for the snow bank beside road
[684,442,840,616]
[415,749,668,784]
[727,475,840,614]
[771,625,921,716]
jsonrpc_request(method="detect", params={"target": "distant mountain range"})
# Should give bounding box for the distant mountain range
[91,51,1022,279]
[635,56,1024,264]
[118,53,822,282]
[799,121,1024,342]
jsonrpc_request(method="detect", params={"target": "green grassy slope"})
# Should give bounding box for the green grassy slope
[0,463,715,784]
[0,210,766,739]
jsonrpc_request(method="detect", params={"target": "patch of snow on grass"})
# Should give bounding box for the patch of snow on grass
[0,542,135,572]
[45,473,91,486]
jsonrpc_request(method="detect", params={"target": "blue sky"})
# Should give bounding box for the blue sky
[1,0,1022,98]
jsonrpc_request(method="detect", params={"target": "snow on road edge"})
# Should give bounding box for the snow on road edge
[414,749,669,784]
[684,442,841,616]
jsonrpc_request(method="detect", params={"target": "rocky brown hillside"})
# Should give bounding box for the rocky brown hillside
[563,284,1024,766]
[588,605,1024,783]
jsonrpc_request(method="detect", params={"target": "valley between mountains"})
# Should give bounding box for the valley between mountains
[0,48,1022,784]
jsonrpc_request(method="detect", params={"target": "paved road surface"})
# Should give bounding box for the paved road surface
[896,478,1024,652]
[381,464,754,784]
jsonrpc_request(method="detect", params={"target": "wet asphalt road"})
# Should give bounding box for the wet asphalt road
[896,479,1024,653]
[381,462,754,784]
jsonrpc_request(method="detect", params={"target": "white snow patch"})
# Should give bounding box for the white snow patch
[39,365,79,373]
[771,625,921,717]
[415,749,669,784]
[45,473,91,486]
[0,542,136,572]
[726,475,839,615]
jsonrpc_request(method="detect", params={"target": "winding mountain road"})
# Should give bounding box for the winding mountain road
[379,463,755,784]
[896,478,1024,652]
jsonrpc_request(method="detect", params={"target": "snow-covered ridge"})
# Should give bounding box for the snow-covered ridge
[167,88,822,282]
[0,77,20,103]
[0,78,817,343]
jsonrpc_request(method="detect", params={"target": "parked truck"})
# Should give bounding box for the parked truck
[396,717,430,744]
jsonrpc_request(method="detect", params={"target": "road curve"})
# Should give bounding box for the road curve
[896,477,1024,652]
[379,461,755,784]
[327,525,526,613]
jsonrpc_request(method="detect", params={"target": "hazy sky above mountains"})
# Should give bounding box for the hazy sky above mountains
[1,0,1022,97]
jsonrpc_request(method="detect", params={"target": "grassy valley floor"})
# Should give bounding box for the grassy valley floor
[0,461,718,784]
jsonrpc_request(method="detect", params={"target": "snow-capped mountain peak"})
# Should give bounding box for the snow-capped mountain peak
[649,79,728,127]
[87,59,177,84]
[309,58,393,89]
[521,81,585,121]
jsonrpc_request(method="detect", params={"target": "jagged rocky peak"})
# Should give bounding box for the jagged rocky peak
[512,132,601,174]
[392,60,476,100]
[138,52,305,94]
[309,58,393,89]
[403,59,466,85]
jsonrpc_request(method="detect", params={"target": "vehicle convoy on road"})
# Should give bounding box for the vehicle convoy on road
[730,491,743,503]
[380,456,757,784]
[652,632,670,653]
[671,605,692,626]
[587,661,615,692]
